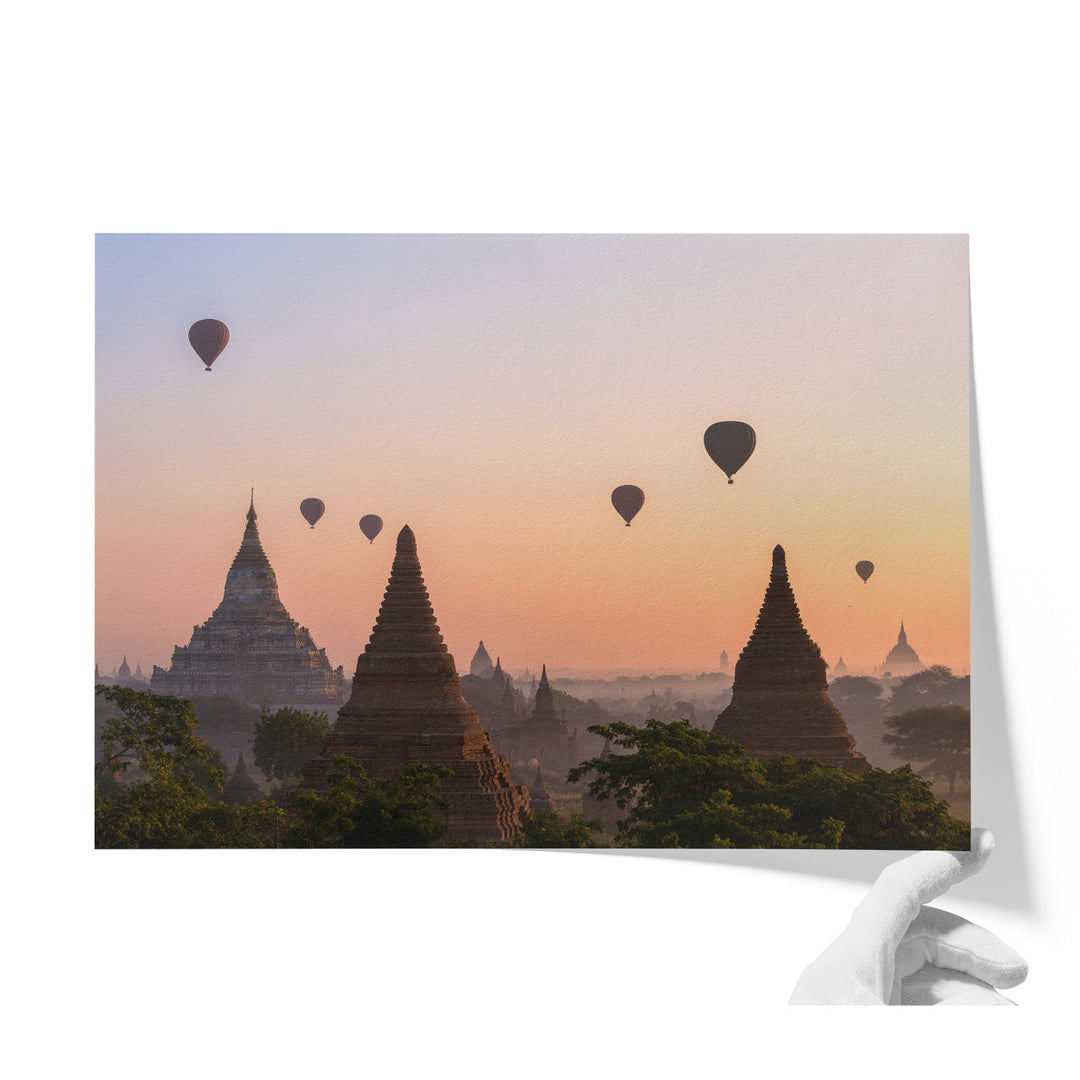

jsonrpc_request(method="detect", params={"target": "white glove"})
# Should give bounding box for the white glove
[789,828,1028,1005]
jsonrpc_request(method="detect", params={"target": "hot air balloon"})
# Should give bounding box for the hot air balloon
[611,485,645,526]
[300,498,325,529]
[855,560,874,583]
[703,421,756,484]
[359,514,383,544]
[188,319,230,372]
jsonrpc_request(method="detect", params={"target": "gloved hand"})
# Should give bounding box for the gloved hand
[789,828,1028,1005]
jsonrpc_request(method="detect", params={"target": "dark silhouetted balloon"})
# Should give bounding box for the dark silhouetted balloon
[611,485,645,526]
[703,421,756,483]
[188,319,230,371]
[300,498,325,529]
[359,514,383,544]
[856,561,874,583]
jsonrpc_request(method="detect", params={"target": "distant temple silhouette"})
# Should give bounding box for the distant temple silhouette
[485,665,579,771]
[469,640,495,678]
[97,656,149,689]
[529,762,557,815]
[150,494,346,708]
[712,545,869,772]
[878,622,923,676]
[223,752,265,806]
[299,526,530,844]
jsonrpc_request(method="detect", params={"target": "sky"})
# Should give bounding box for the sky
[96,233,969,679]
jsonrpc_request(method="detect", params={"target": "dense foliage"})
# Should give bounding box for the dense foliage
[517,811,604,848]
[887,665,969,714]
[883,705,971,796]
[282,756,451,847]
[95,686,276,848]
[95,690,454,848]
[567,719,969,849]
[252,706,331,782]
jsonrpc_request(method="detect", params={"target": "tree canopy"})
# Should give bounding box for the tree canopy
[517,811,604,848]
[282,756,451,847]
[883,705,971,796]
[95,686,276,848]
[829,676,885,720]
[567,719,969,849]
[887,665,969,715]
[253,706,331,782]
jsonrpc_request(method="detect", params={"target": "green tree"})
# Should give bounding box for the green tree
[883,705,971,796]
[283,756,452,847]
[759,756,967,847]
[517,811,605,848]
[887,665,969,715]
[829,675,888,766]
[829,676,885,720]
[95,686,275,848]
[567,719,968,849]
[253,706,331,782]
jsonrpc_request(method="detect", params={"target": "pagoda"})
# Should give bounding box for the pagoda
[495,665,579,771]
[151,494,346,707]
[223,752,265,806]
[487,679,522,742]
[299,526,530,845]
[469,641,495,678]
[879,623,923,676]
[528,762,557,815]
[712,545,869,772]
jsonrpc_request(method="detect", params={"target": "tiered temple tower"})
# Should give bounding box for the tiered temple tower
[151,495,346,708]
[879,623,923,676]
[712,546,869,772]
[299,526,530,844]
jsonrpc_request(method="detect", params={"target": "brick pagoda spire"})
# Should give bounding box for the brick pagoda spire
[300,526,530,844]
[712,545,868,772]
[532,666,556,723]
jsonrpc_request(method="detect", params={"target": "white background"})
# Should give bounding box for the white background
[8,2,1078,1075]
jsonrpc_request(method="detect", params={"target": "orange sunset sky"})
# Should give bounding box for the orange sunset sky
[95,234,969,679]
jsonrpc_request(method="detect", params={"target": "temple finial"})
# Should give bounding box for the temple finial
[771,544,787,579]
